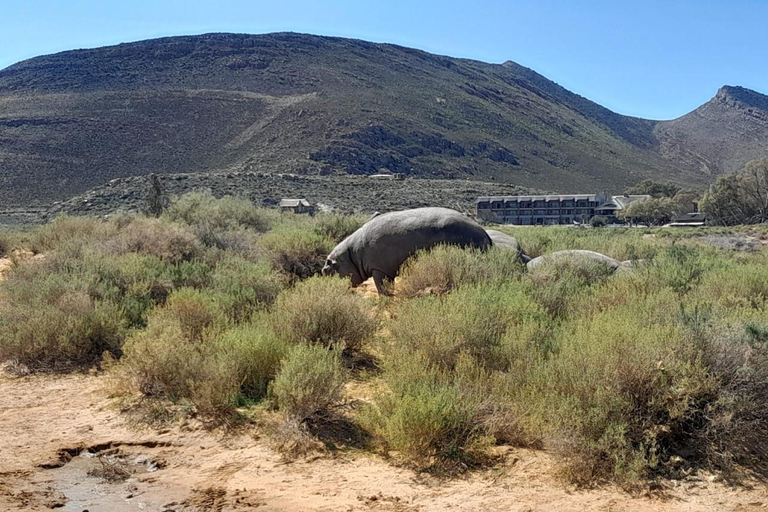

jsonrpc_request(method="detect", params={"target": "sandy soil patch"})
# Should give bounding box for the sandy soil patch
[1,371,767,512]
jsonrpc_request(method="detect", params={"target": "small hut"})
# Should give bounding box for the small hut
[279,198,315,215]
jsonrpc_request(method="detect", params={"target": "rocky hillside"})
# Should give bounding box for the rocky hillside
[0,32,766,208]
[44,172,537,219]
[654,86,768,177]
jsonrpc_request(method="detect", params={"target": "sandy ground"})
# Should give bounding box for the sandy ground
[1,371,767,512]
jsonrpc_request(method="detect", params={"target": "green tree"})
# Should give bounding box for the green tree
[617,197,675,226]
[144,174,168,218]
[624,179,681,198]
[701,159,768,225]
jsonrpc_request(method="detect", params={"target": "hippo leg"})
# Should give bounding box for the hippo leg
[372,269,394,296]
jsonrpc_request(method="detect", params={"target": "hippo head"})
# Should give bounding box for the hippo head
[322,246,365,286]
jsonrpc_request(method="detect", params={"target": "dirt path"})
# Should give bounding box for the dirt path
[1,371,767,512]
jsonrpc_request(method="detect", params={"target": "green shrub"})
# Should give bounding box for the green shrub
[273,276,376,351]
[215,322,291,401]
[210,256,286,321]
[106,217,201,262]
[115,308,289,417]
[363,353,493,469]
[649,245,706,293]
[29,215,117,253]
[398,246,524,298]
[0,274,125,369]
[527,307,716,485]
[271,344,346,422]
[388,283,549,371]
[260,227,333,280]
[694,263,768,311]
[313,212,366,243]
[93,252,175,327]
[164,191,270,235]
[163,288,226,342]
[526,256,615,319]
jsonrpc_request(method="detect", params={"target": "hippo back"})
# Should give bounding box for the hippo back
[526,250,621,272]
[345,207,490,280]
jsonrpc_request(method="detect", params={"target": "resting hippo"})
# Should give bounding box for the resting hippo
[322,207,491,294]
[485,229,530,263]
[526,250,622,273]
[614,259,647,274]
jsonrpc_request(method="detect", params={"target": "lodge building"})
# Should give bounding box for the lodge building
[475,194,651,225]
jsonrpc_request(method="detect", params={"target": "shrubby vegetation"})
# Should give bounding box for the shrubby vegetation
[2,196,768,486]
[702,158,768,225]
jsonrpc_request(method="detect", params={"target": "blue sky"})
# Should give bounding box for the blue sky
[1,0,765,120]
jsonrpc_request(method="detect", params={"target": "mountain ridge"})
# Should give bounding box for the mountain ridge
[0,32,766,208]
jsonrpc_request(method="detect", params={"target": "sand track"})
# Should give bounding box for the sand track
[1,371,767,511]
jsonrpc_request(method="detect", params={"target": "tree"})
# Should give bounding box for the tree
[617,197,675,226]
[700,159,768,225]
[624,179,681,198]
[670,190,700,214]
[144,174,168,218]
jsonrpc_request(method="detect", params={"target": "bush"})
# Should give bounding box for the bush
[210,256,286,321]
[164,191,270,235]
[105,217,201,262]
[694,263,768,311]
[273,276,377,351]
[388,283,549,371]
[0,231,12,257]
[693,323,768,477]
[0,271,126,369]
[29,215,117,253]
[363,353,493,469]
[163,288,226,342]
[271,344,346,423]
[214,322,291,401]
[398,245,524,298]
[116,305,206,399]
[114,304,284,416]
[527,307,716,485]
[526,255,616,319]
[260,227,333,280]
[313,212,366,243]
[648,245,706,293]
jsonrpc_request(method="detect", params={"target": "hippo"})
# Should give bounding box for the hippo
[322,207,491,294]
[485,229,530,263]
[526,250,622,273]
[614,259,647,274]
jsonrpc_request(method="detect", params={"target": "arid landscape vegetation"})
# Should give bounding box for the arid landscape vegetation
[1,9,768,509]
[2,192,768,510]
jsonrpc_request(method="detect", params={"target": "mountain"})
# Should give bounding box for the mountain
[653,86,768,177]
[0,32,766,208]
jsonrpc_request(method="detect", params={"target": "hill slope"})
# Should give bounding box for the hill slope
[0,32,766,207]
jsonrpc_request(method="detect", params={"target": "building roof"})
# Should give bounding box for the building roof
[476,194,603,203]
[611,195,651,209]
[279,198,311,208]
[671,212,706,222]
